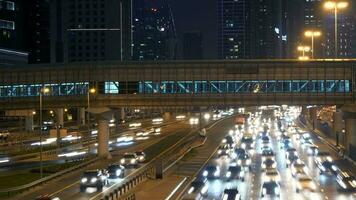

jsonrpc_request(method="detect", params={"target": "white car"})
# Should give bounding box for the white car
[296,175,317,193]
[263,169,281,182]
[120,153,138,167]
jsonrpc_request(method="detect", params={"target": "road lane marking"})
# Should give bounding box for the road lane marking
[50,180,80,197]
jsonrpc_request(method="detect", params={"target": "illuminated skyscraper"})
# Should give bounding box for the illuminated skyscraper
[133,0,177,61]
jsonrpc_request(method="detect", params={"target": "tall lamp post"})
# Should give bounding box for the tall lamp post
[304,31,321,59]
[39,87,50,179]
[87,88,96,136]
[324,1,349,58]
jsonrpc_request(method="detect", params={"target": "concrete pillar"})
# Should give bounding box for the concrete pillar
[78,108,86,125]
[333,111,344,146]
[98,120,111,159]
[120,108,125,121]
[309,108,318,130]
[56,108,64,127]
[345,118,356,157]
[164,112,171,120]
[25,116,34,132]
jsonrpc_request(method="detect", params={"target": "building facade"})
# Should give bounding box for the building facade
[50,0,132,63]
[217,0,283,59]
[132,0,177,61]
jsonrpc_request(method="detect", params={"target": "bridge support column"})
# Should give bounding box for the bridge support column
[309,107,318,130]
[164,112,171,120]
[56,108,64,127]
[333,111,344,147]
[98,120,111,159]
[345,118,356,159]
[120,108,125,122]
[78,108,86,125]
[25,116,34,132]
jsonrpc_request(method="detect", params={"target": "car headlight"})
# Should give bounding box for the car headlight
[201,185,208,194]
[120,159,125,164]
[272,163,277,168]
[222,139,227,143]
[262,164,266,169]
[275,187,280,194]
[331,165,337,171]
[139,156,144,160]
[226,171,231,178]
[214,170,220,177]
[116,170,122,176]
[311,183,316,190]
[263,188,267,195]
[130,159,136,164]
[338,180,347,189]
[237,160,242,165]
[90,178,98,183]
[246,159,251,165]
[241,143,246,149]
[218,150,222,154]
[240,171,244,177]
[203,170,208,177]
[81,178,88,183]
[320,165,326,172]
[327,156,333,162]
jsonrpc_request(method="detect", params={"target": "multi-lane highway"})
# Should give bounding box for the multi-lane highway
[182,107,356,200]
[10,114,205,200]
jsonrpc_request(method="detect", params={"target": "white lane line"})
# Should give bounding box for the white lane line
[164,177,188,200]
[49,180,80,197]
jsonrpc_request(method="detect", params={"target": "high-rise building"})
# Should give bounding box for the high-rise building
[217,0,283,59]
[50,0,132,63]
[133,0,177,61]
[0,0,28,64]
[182,32,203,60]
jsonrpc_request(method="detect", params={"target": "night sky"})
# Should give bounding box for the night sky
[170,0,216,59]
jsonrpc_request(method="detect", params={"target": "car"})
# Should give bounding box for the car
[261,148,275,162]
[241,135,255,150]
[336,171,356,191]
[120,153,139,167]
[316,159,338,175]
[202,165,220,179]
[285,148,297,158]
[80,170,109,192]
[221,188,241,200]
[222,135,235,147]
[280,138,293,149]
[183,178,208,200]
[107,164,125,179]
[295,175,317,193]
[291,161,308,177]
[262,158,277,171]
[135,151,146,163]
[286,153,299,167]
[261,181,281,198]
[300,133,312,145]
[218,144,232,157]
[236,153,252,169]
[225,164,245,181]
[232,147,247,159]
[315,151,333,163]
[307,144,319,155]
[263,169,281,182]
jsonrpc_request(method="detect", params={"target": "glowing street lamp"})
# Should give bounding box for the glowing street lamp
[324,1,349,58]
[39,87,50,178]
[304,31,321,59]
[298,56,310,61]
[87,88,96,135]
[297,46,311,57]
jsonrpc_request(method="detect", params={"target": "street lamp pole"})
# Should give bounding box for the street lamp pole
[324,1,348,58]
[87,88,96,136]
[304,31,321,59]
[39,87,49,179]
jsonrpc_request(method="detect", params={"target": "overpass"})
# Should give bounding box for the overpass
[0,59,355,109]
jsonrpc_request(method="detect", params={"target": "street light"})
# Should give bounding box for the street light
[324,1,349,58]
[39,87,50,179]
[87,88,96,136]
[297,45,311,57]
[298,56,310,61]
[304,31,321,59]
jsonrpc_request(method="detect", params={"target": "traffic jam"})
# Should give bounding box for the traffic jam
[183,106,356,200]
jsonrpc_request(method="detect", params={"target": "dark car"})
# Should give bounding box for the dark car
[261,181,281,198]
[107,164,125,179]
[184,178,208,200]
[222,135,235,147]
[280,139,293,149]
[261,148,275,161]
[202,165,220,179]
[262,158,277,171]
[221,188,241,200]
[233,148,247,159]
[218,144,232,157]
[286,153,299,167]
[336,171,356,191]
[225,165,245,181]
[80,170,109,192]
[316,160,338,175]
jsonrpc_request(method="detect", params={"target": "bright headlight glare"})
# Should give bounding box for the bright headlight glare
[203,171,208,177]
[90,178,98,183]
[81,178,88,183]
